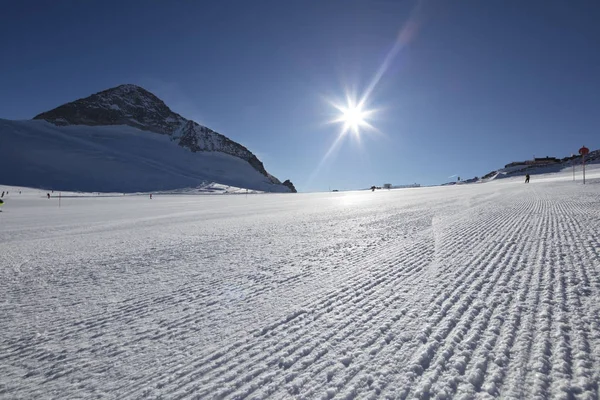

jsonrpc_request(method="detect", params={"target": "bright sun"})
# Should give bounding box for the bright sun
[341,105,366,134]
[332,98,373,137]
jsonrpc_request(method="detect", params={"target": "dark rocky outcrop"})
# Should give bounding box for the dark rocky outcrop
[34,84,184,133]
[282,179,297,193]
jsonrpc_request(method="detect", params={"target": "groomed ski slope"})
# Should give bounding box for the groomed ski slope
[1,167,600,399]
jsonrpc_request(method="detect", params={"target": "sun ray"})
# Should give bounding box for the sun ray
[309,2,422,190]
[303,125,348,189]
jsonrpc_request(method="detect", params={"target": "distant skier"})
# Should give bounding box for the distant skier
[150,194,153,199]
[1,191,4,198]
[525,174,530,183]
[47,193,50,199]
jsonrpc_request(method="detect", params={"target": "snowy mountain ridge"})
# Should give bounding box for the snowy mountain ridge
[0,118,294,193]
[33,84,281,184]
[0,84,297,193]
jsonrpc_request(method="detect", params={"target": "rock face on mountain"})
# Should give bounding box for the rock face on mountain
[34,84,183,133]
[282,179,297,193]
[33,84,295,191]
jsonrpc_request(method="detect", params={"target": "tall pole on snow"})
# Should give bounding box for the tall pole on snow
[579,146,589,185]
[583,156,585,185]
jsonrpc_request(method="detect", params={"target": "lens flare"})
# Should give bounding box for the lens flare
[341,105,365,133]
[305,1,423,190]
[331,97,375,137]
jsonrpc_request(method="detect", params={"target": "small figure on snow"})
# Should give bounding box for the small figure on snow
[150,194,153,199]
[47,193,50,199]
[1,191,4,198]
[525,174,530,183]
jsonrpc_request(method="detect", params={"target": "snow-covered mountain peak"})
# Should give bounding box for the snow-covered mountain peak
[33,84,185,134]
[95,84,170,112]
[30,85,295,190]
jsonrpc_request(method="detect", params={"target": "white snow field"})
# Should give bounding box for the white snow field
[0,119,291,193]
[1,168,600,399]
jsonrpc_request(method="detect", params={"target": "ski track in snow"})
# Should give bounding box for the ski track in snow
[1,176,600,399]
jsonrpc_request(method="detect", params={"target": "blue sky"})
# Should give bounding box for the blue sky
[1,1,599,192]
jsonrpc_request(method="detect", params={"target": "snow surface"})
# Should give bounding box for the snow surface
[0,119,290,193]
[2,167,600,399]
